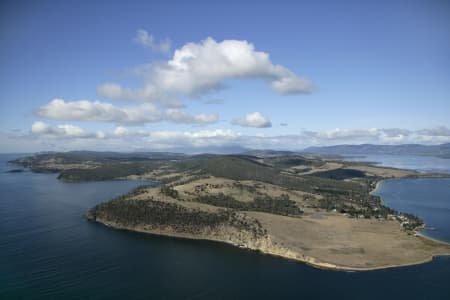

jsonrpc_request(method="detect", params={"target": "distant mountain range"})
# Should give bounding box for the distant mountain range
[20,143,450,159]
[303,143,450,158]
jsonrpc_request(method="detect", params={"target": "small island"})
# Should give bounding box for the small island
[11,151,450,271]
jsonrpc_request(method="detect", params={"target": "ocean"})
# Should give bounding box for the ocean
[1,154,450,299]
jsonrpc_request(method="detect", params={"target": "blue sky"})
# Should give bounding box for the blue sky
[1,0,450,152]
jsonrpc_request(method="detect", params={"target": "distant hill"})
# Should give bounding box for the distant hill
[242,149,299,157]
[303,143,450,158]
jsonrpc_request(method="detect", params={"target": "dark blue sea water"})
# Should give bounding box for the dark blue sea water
[1,154,450,299]
[373,178,450,243]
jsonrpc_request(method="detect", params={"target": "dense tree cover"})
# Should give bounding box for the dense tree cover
[87,197,266,238]
[11,151,186,165]
[316,185,424,230]
[309,168,366,180]
[174,155,365,195]
[57,161,161,181]
[160,185,179,198]
[265,155,324,169]
[193,193,303,216]
[14,153,366,199]
[318,195,396,219]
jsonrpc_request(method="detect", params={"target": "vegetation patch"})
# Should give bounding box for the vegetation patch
[309,168,366,180]
[87,197,266,237]
[58,161,160,181]
[194,193,303,216]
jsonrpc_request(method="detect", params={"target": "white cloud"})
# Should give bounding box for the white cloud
[304,128,380,140]
[97,37,313,102]
[96,83,123,99]
[96,131,106,139]
[11,124,450,153]
[35,99,218,125]
[96,83,185,107]
[31,121,52,134]
[146,129,240,148]
[35,99,161,125]
[134,29,171,53]
[31,121,93,138]
[232,112,272,128]
[96,82,185,107]
[113,126,129,137]
[165,109,218,124]
[380,128,412,138]
[271,75,314,94]
[416,126,450,137]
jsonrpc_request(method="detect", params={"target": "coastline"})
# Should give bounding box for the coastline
[15,151,450,273]
[369,179,383,198]
[372,177,450,245]
[88,215,450,272]
[84,171,450,273]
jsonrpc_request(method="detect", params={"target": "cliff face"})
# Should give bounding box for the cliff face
[86,212,307,266]
[85,196,283,256]
[86,197,267,239]
[85,196,309,265]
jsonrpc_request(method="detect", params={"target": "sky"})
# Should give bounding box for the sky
[1,0,450,153]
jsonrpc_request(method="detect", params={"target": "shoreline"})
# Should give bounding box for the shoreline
[86,173,450,273]
[414,230,450,246]
[372,177,450,245]
[88,216,450,272]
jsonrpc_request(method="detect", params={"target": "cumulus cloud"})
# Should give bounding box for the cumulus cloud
[232,112,272,128]
[35,99,218,125]
[31,121,94,138]
[271,75,314,94]
[96,83,184,107]
[31,121,52,134]
[97,37,313,102]
[145,129,240,148]
[165,109,218,124]
[35,99,161,124]
[113,126,129,137]
[133,29,171,53]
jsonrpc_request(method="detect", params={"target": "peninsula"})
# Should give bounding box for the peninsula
[11,151,450,271]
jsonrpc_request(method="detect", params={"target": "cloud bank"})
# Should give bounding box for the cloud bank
[35,99,218,125]
[31,121,96,138]
[15,124,450,153]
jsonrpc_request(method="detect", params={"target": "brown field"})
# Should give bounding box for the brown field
[247,211,450,270]
[343,165,417,178]
[109,174,450,271]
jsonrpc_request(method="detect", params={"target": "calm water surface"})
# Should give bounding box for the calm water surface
[373,178,450,243]
[344,154,450,174]
[1,154,450,299]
